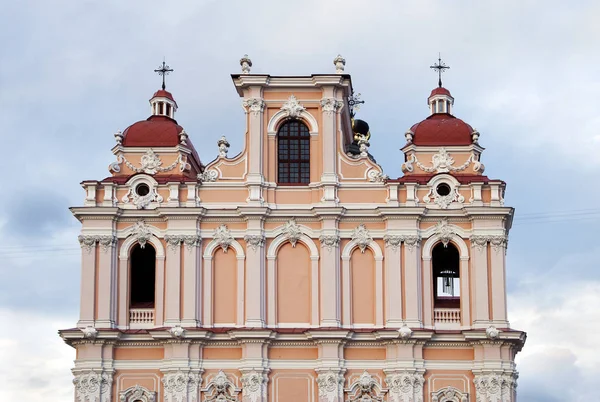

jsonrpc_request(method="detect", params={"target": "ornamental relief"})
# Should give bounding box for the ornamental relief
[203,370,240,402]
[401,148,484,174]
[385,371,424,402]
[316,370,345,402]
[109,150,188,175]
[346,371,384,402]
[73,370,113,402]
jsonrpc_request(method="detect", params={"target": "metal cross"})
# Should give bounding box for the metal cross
[347,90,365,118]
[154,59,173,90]
[430,53,450,88]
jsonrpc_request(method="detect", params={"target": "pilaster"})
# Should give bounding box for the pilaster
[77,236,97,328]
[96,235,117,328]
[404,238,423,328]
[164,235,183,326]
[471,235,490,327]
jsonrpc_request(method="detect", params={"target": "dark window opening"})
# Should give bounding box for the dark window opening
[432,242,460,308]
[436,183,451,196]
[135,183,150,197]
[277,120,310,184]
[130,244,156,308]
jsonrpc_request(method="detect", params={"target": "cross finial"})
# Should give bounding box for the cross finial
[430,53,450,88]
[154,59,174,90]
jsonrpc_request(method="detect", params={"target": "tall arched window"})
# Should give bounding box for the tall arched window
[130,244,156,308]
[432,242,460,308]
[277,120,310,184]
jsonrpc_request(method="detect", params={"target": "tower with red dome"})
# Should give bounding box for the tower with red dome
[61,56,524,402]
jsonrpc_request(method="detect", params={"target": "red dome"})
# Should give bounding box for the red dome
[429,87,452,98]
[151,89,176,102]
[122,115,183,147]
[410,113,474,146]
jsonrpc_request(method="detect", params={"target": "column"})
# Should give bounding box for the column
[96,235,117,328]
[489,236,508,326]
[384,235,403,327]
[164,236,182,326]
[403,236,422,328]
[319,215,342,326]
[181,235,202,326]
[471,236,490,327]
[320,89,343,205]
[77,236,97,328]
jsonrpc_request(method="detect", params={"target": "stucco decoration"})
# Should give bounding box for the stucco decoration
[214,225,234,253]
[97,235,117,252]
[122,181,163,209]
[198,169,219,182]
[280,94,306,119]
[470,235,489,252]
[486,325,500,340]
[110,150,186,175]
[282,219,302,247]
[169,325,185,339]
[218,135,230,158]
[398,325,412,340]
[242,98,265,116]
[435,218,456,248]
[403,235,421,252]
[385,371,424,402]
[319,234,340,251]
[81,326,98,340]
[78,235,97,253]
[431,386,468,402]
[352,224,373,253]
[73,370,113,402]
[402,149,484,174]
[316,370,345,402]
[132,220,153,249]
[346,371,384,402]
[334,54,346,73]
[473,373,517,402]
[203,370,239,402]
[383,235,403,251]
[119,385,156,402]
[367,170,389,182]
[162,370,202,402]
[423,185,464,209]
[241,371,268,402]
[244,235,265,251]
[240,54,252,74]
[489,235,508,253]
[320,97,344,115]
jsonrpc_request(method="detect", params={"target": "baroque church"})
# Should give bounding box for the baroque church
[60,55,525,402]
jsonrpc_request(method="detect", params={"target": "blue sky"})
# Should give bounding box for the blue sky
[1,1,598,400]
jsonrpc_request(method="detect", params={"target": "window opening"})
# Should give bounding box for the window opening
[277,120,310,184]
[432,242,460,308]
[130,244,156,308]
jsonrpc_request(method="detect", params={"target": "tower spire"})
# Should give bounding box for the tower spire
[154,59,173,90]
[430,53,450,88]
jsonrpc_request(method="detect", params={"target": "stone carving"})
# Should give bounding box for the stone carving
[165,235,183,250]
[114,130,124,145]
[110,150,185,175]
[486,325,500,340]
[81,326,98,340]
[333,54,346,73]
[319,234,340,251]
[282,219,302,247]
[218,135,230,158]
[162,370,202,402]
[346,371,383,402]
[204,370,239,402]
[183,235,201,251]
[383,235,403,251]
[398,325,412,340]
[474,372,517,402]
[401,149,484,174]
[489,235,508,253]
[403,235,421,252]
[78,235,97,253]
[320,97,344,115]
[280,94,306,119]
[431,386,468,402]
[241,371,267,402]
[244,235,265,251]
[198,169,219,182]
[367,170,388,182]
[358,136,370,157]
[352,224,372,253]
[97,235,116,252]
[240,54,252,74]
[119,385,156,402]
[214,225,234,253]
[169,325,185,339]
[385,371,424,402]
[122,183,163,209]
[423,184,464,209]
[242,98,265,116]
[132,220,153,249]
[179,129,189,145]
[404,129,414,144]
[316,370,345,402]
[435,218,456,248]
[470,235,489,252]
[472,129,481,144]
[73,370,113,402]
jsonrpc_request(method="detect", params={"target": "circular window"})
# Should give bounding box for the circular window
[135,183,150,197]
[436,183,451,196]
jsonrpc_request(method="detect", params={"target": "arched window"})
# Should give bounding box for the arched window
[130,244,156,308]
[277,120,310,184]
[432,242,460,308]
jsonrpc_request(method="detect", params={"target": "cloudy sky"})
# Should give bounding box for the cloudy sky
[1,1,598,400]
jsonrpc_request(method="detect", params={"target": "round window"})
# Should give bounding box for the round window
[135,183,150,197]
[436,183,451,196]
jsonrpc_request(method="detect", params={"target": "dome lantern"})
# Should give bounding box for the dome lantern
[150,60,178,119]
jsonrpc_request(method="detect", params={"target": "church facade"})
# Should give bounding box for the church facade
[60,56,525,402]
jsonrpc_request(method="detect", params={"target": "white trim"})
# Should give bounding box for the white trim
[421,232,469,259]
[203,238,246,259]
[119,231,165,259]
[267,109,319,134]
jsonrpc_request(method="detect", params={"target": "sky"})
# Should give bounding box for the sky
[1,0,599,400]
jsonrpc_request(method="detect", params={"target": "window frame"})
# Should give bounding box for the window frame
[276,119,311,185]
